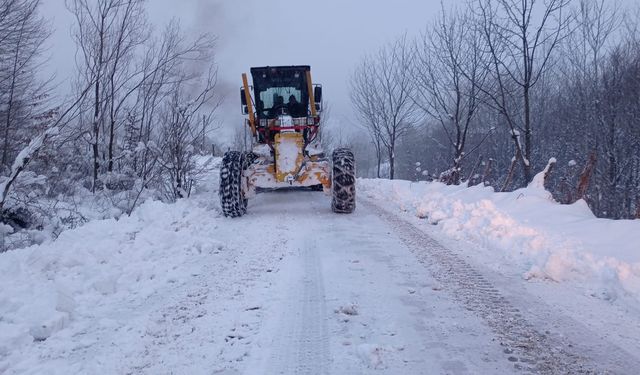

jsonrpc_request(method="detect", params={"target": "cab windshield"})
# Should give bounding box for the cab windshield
[259,87,301,111]
[252,67,309,119]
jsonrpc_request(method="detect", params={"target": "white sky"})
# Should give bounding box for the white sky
[40,0,443,142]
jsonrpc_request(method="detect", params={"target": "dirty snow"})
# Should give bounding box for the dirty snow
[275,135,300,174]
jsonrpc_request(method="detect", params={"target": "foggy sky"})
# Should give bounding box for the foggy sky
[40,0,442,142]
[43,1,636,143]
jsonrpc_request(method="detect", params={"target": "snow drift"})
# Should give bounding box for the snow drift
[0,194,228,373]
[359,175,640,307]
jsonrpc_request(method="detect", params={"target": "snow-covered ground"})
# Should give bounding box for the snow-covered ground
[0,158,284,374]
[359,176,640,308]
[1,162,639,374]
[359,175,640,372]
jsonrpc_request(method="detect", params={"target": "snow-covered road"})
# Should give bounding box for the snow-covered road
[241,191,639,374]
[243,191,515,374]
[2,165,640,374]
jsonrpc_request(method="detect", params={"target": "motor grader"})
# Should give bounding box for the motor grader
[219,65,356,217]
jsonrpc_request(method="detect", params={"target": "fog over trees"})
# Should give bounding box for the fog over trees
[349,0,640,219]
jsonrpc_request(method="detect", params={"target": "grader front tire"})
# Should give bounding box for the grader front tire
[219,151,248,217]
[331,148,356,214]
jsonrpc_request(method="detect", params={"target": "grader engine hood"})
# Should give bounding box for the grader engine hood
[274,131,304,183]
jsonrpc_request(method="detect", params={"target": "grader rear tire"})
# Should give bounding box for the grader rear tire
[331,148,356,214]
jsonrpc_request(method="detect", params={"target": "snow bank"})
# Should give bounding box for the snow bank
[0,195,223,371]
[359,176,640,306]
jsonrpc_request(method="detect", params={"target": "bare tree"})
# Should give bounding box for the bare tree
[0,82,94,213]
[127,21,212,180]
[559,0,622,212]
[69,1,216,194]
[351,0,639,218]
[351,58,384,177]
[475,0,571,186]
[316,101,334,152]
[413,6,491,184]
[156,67,219,201]
[350,35,419,179]
[68,0,147,190]
[0,0,51,170]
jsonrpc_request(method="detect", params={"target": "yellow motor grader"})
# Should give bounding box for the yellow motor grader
[219,66,356,217]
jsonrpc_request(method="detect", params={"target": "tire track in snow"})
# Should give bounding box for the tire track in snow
[297,240,331,374]
[363,199,604,375]
[264,216,330,374]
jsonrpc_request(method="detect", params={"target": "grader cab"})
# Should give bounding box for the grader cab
[219,66,356,217]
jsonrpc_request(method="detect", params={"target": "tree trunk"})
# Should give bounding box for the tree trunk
[92,78,100,192]
[575,151,597,202]
[375,138,382,178]
[389,129,397,180]
[92,13,106,192]
[608,122,616,216]
[2,27,23,168]
[108,117,115,172]
[523,84,533,183]
[107,69,117,172]
[2,84,15,168]
[482,158,493,186]
[466,155,483,186]
[452,149,464,185]
[501,153,518,192]
[543,158,556,188]
[388,148,395,180]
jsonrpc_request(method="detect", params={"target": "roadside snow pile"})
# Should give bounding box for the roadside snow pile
[359,175,640,306]
[0,195,222,372]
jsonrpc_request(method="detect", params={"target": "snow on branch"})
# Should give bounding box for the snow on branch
[0,127,59,211]
[528,158,557,190]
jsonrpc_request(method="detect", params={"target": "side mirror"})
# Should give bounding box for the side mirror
[240,88,248,114]
[314,86,322,104]
[240,88,247,106]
